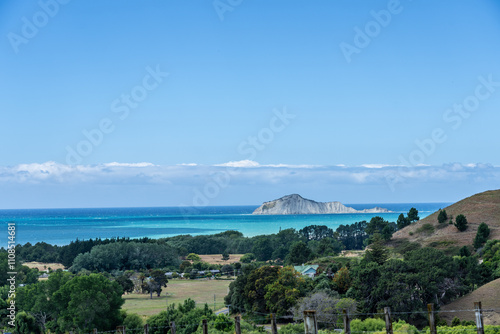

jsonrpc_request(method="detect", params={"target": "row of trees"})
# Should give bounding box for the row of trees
[70,242,180,272]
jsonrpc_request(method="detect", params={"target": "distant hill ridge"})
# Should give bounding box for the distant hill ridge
[392,189,500,249]
[252,194,390,215]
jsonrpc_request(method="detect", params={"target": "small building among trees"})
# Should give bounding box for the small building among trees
[293,265,319,278]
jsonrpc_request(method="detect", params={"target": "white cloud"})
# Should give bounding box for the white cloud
[215,160,260,167]
[1,161,499,188]
[103,162,155,168]
[1,161,500,208]
[361,164,401,169]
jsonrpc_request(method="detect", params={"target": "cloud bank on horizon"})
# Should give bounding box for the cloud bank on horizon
[1,160,498,209]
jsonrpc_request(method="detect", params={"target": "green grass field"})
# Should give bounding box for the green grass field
[122,279,233,317]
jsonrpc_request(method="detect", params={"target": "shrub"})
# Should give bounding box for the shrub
[459,246,471,257]
[451,317,461,326]
[416,223,435,235]
[278,323,304,334]
[123,312,144,330]
[350,318,385,332]
[434,325,500,334]
[240,253,256,263]
[187,253,201,261]
[214,314,233,332]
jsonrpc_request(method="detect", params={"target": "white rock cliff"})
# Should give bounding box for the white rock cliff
[252,194,390,215]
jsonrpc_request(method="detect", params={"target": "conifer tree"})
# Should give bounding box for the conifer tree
[437,209,448,224]
[365,232,389,265]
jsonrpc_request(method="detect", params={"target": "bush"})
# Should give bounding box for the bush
[123,312,144,330]
[350,318,385,332]
[416,223,435,235]
[458,246,471,257]
[187,253,201,261]
[240,253,256,263]
[214,314,233,332]
[434,325,500,334]
[278,323,304,334]
[374,320,419,334]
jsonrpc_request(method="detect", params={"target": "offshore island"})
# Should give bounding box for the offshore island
[252,193,391,215]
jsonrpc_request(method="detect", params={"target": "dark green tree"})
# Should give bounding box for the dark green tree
[365,216,395,241]
[53,273,124,332]
[407,207,420,222]
[243,266,280,314]
[285,241,312,265]
[454,214,468,232]
[459,246,471,257]
[438,209,448,224]
[364,233,389,265]
[309,237,343,257]
[264,267,309,317]
[271,228,301,260]
[473,223,490,250]
[222,251,230,261]
[14,311,40,334]
[123,312,144,330]
[451,317,461,327]
[336,221,368,250]
[299,225,334,241]
[142,269,169,298]
[116,274,134,294]
[397,213,410,229]
[225,264,254,313]
[240,253,256,263]
[252,238,273,261]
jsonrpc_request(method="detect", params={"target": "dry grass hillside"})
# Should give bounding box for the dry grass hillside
[391,189,500,251]
[439,278,500,325]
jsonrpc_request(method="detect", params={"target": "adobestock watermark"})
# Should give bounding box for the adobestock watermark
[65,65,168,164]
[385,74,500,191]
[6,222,17,327]
[189,107,295,207]
[213,0,243,21]
[7,0,71,54]
[339,0,405,64]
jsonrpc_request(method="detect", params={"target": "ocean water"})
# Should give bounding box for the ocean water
[0,203,449,247]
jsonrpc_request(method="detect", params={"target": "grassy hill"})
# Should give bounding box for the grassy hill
[391,189,500,253]
[439,278,500,325]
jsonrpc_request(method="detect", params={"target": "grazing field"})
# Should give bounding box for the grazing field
[23,261,65,271]
[123,279,232,317]
[392,189,500,250]
[198,254,244,264]
[340,250,364,258]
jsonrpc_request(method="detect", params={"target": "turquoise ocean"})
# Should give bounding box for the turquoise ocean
[0,203,449,247]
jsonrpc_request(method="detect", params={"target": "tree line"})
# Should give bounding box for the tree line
[8,210,421,269]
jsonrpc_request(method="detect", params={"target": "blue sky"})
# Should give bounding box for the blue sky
[1,0,500,208]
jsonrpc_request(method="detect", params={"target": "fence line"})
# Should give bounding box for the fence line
[1,302,496,334]
[73,301,495,334]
